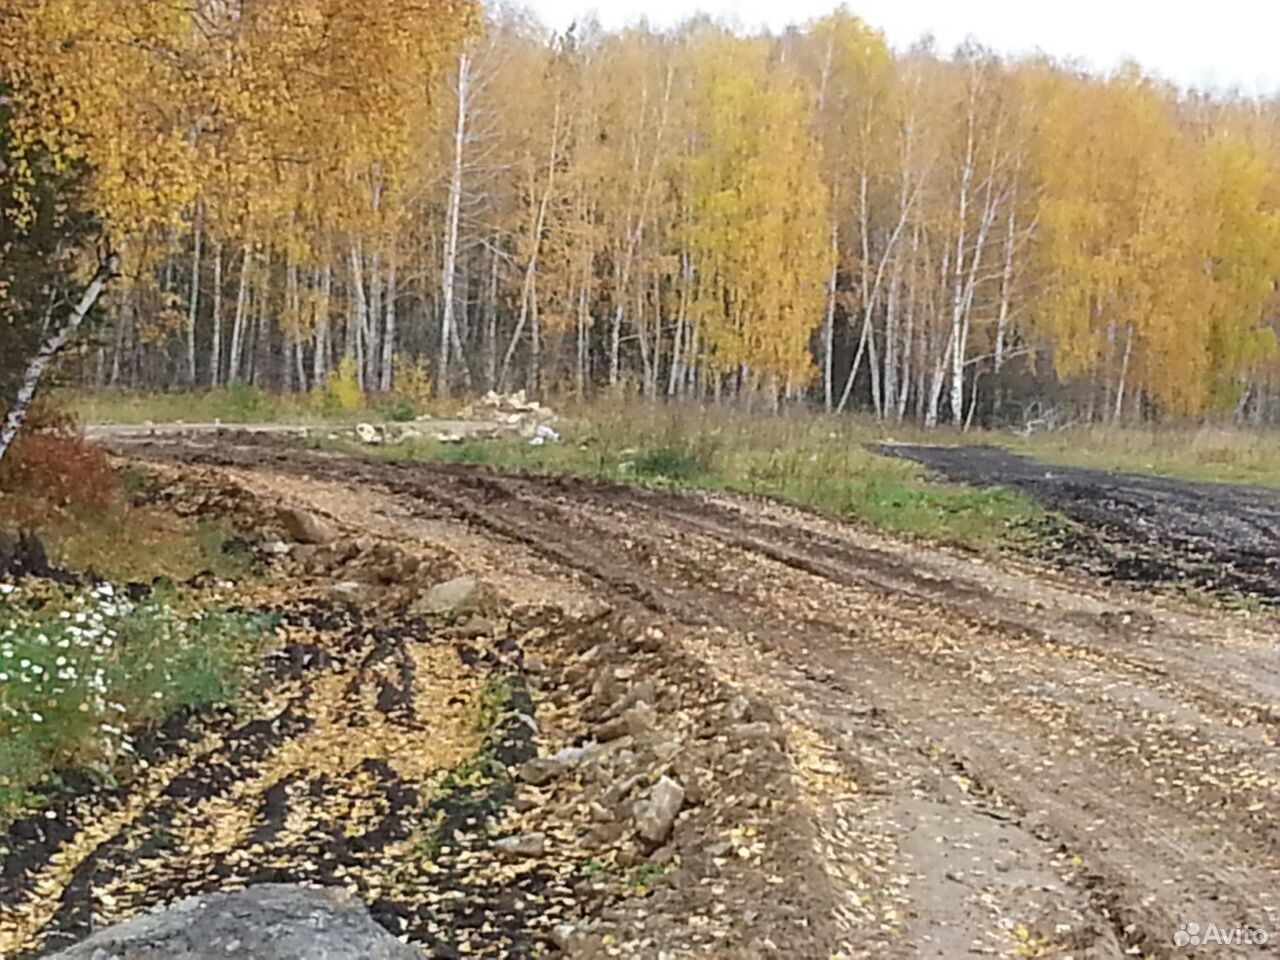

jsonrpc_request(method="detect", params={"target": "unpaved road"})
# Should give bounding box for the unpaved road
[13,434,1280,958]
[880,443,1280,605]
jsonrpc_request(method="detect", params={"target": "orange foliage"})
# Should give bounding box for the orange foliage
[0,408,120,511]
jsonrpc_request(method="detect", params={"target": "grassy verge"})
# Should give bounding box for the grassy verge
[1009,423,1280,489]
[0,581,275,822]
[58,380,444,426]
[357,402,1046,547]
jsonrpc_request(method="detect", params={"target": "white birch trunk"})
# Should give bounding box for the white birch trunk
[228,245,251,383]
[208,242,223,387]
[380,259,398,392]
[186,208,204,385]
[439,51,470,396]
[0,257,119,462]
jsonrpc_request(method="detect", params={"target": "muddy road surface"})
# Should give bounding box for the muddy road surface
[10,434,1280,958]
[879,443,1280,605]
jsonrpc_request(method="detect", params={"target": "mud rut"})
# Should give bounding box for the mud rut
[0,594,551,960]
[9,436,1280,959]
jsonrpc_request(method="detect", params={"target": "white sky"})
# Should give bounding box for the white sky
[524,0,1280,95]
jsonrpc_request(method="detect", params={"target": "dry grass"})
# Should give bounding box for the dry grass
[368,399,1046,546]
[1010,423,1280,489]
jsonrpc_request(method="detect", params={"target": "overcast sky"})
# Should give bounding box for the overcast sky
[523,0,1280,95]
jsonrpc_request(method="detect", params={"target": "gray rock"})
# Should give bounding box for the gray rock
[634,776,685,844]
[451,616,496,639]
[277,506,339,546]
[413,576,494,616]
[729,721,782,745]
[327,581,371,606]
[494,832,546,858]
[518,756,568,785]
[624,701,657,736]
[45,884,419,960]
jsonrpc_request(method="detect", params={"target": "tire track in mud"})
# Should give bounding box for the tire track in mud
[110,441,1280,957]
[0,598,544,959]
[877,443,1280,606]
[397,466,1278,957]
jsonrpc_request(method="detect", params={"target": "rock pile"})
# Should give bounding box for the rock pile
[494,606,833,958]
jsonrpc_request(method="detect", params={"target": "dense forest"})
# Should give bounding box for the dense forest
[3,1,1280,433]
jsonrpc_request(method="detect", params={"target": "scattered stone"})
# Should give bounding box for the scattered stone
[494,832,546,858]
[44,885,420,960]
[327,580,372,606]
[451,616,496,639]
[549,924,577,950]
[355,422,383,445]
[519,757,569,786]
[589,801,616,823]
[634,776,685,844]
[624,701,657,737]
[728,721,782,745]
[277,505,338,545]
[413,576,494,616]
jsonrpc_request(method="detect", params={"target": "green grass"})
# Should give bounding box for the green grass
[356,402,1047,547]
[0,582,275,823]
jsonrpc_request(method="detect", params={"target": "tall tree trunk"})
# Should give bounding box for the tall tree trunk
[349,244,369,391]
[993,186,1018,421]
[313,265,331,387]
[1113,324,1134,424]
[380,259,398,392]
[439,50,470,397]
[822,221,839,413]
[500,97,560,391]
[947,88,976,427]
[186,206,204,385]
[367,250,383,389]
[0,257,119,462]
[485,240,499,390]
[208,242,224,387]
[228,245,251,383]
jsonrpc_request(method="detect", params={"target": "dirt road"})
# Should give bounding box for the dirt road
[11,435,1280,958]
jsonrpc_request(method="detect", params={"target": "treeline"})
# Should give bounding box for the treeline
[8,3,1280,426]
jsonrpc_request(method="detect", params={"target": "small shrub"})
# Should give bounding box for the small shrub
[631,435,719,482]
[0,407,120,510]
[322,356,364,413]
[224,379,268,419]
[390,359,433,415]
[0,582,274,823]
[380,396,418,423]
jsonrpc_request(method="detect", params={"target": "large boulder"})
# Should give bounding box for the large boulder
[45,884,419,960]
